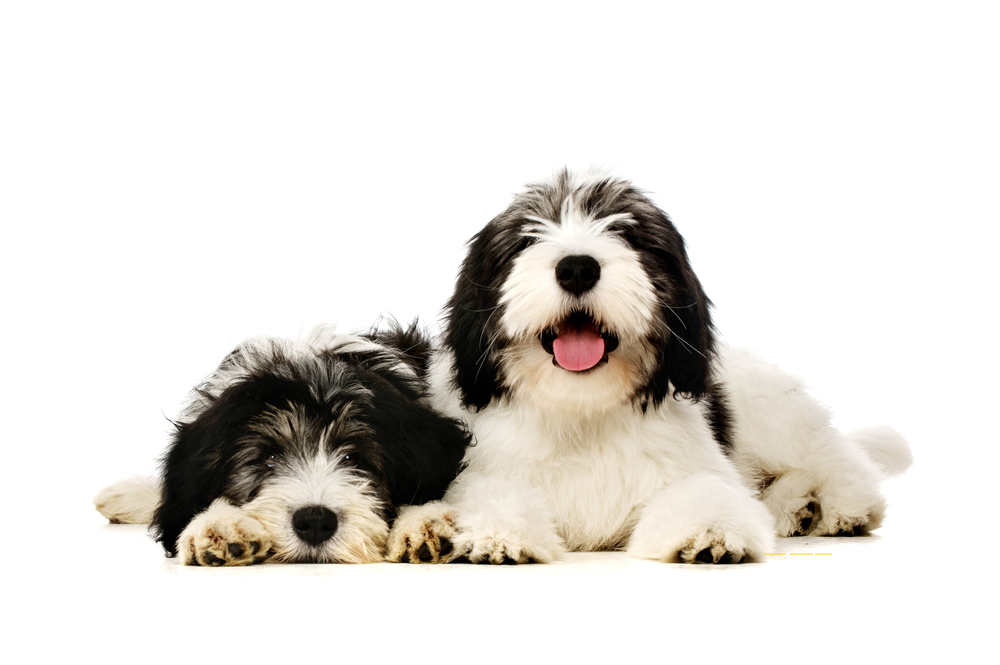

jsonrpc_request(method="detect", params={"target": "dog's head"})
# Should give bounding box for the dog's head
[154,328,469,563]
[444,170,715,415]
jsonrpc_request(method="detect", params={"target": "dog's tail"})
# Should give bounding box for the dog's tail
[93,475,161,524]
[847,426,913,477]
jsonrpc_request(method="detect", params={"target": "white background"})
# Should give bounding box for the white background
[2,1,997,662]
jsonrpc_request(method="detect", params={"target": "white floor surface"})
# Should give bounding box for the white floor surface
[11,467,986,664]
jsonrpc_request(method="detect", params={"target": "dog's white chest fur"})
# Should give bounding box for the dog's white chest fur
[529,434,664,551]
[431,352,739,552]
[481,409,668,550]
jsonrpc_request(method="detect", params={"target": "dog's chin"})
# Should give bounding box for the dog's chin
[265,532,387,564]
[269,546,384,564]
[500,335,654,416]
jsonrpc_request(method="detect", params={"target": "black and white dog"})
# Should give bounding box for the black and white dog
[95,323,470,565]
[388,169,912,565]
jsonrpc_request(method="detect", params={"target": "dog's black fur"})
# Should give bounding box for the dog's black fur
[153,321,470,560]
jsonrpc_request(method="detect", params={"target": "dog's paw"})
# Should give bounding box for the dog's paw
[807,485,886,536]
[768,494,821,537]
[177,502,272,566]
[767,492,881,536]
[385,502,458,564]
[808,501,881,536]
[675,527,753,564]
[449,527,562,565]
[93,476,160,524]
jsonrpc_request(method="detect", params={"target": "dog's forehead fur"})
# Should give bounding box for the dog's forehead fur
[181,331,417,425]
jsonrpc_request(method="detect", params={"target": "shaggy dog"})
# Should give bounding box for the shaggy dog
[95,323,470,565]
[387,170,912,565]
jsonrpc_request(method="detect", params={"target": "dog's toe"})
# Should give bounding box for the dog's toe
[678,529,749,564]
[178,505,272,566]
[385,502,459,564]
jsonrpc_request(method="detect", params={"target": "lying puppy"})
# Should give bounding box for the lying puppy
[95,323,470,565]
[388,170,912,565]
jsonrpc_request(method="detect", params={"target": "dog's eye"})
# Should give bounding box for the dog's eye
[264,454,278,469]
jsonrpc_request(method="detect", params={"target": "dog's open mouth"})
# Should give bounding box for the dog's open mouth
[540,311,620,372]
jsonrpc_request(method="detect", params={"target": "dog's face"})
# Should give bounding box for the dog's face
[445,171,715,415]
[209,363,392,563]
[155,333,469,563]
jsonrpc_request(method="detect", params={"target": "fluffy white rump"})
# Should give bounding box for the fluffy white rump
[93,475,160,524]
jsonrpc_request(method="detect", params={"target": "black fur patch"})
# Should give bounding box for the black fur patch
[704,383,734,453]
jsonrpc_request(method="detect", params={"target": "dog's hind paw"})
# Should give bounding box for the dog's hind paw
[385,501,458,563]
[93,476,160,524]
[768,494,821,537]
[805,485,885,536]
[177,500,272,566]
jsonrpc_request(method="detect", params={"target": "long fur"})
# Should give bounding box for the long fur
[95,322,471,565]
[403,169,911,564]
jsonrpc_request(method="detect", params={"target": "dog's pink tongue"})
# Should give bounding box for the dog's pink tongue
[552,323,605,371]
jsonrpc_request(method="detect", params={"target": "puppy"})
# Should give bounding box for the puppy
[95,323,470,565]
[388,169,911,565]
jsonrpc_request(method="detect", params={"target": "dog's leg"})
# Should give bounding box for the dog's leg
[440,473,565,564]
[385,501,459,563]
[757,469,820,536]
[719,346,905,536]
[176,498,272,566]
[757,457,888,537]
[628,473,775,563]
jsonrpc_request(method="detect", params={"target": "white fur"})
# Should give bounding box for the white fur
[425,170,910,563]
[716,345,895,536]
[385,501,459,563]
[177,498,272,566]
[93,475,160,524]
[430,351,776,562]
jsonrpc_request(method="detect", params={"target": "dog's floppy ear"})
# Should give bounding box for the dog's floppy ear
[152,390,260,557]
[367,386,470,508]
[658,259,714,400]
[444,226,510,411]
[635,208,716,405]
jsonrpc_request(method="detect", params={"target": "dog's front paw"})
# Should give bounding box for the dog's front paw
[178,502,272,566]
[675,527,754,564]
[449,525,563,565]
[385,502,458,564]
[632,521,767,564]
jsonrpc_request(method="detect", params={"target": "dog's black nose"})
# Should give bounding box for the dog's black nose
[292,506,339,546]
[555,255,601,296]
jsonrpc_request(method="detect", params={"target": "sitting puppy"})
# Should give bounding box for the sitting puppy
[95,323,470,565]
[388,170,912,565]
